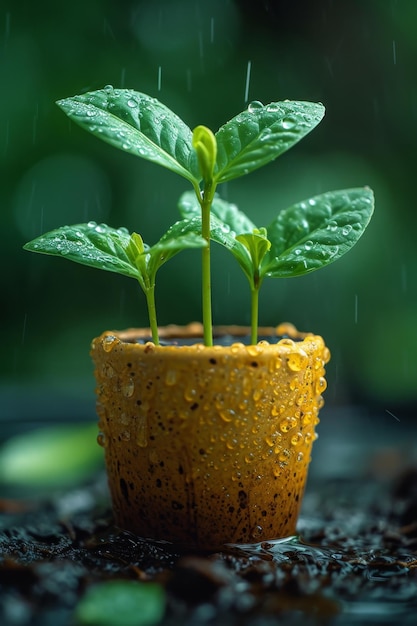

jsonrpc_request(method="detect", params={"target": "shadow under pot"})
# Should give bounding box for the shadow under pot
[91,322,330,550]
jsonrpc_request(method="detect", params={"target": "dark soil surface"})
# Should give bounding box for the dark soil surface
[1,462,416,626]
[0,404,416,625]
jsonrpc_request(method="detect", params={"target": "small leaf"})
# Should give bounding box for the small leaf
[75,580,165,626]
[236,228,271,279]
[24,223,140,280]
[146,221,207,277]
[214,100,325,183]
[192,125,217,182]
[0,424,102,488]
[264,187,374,277]
[57,87,201,184]
[178,191,257,233]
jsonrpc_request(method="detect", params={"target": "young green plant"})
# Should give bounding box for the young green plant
[178,188,374,343]
[24,87,374,345]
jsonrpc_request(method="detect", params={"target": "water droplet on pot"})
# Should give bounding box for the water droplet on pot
[97,431,106,447]
[102,362,115,378]
[248,100,263,113]
[251,525,263,539]
[291,432,304,446]
[137,415,147,447]
[102,335,118,352]
[287,351,308,371]
[219,409,235,423]
[184,387,198,402]
[122,378,135,397]
[165,369,178,386]
[280,417,297,432]
[315,377,327,394]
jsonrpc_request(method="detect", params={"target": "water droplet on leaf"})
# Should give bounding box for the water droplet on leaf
[248,100,263,113]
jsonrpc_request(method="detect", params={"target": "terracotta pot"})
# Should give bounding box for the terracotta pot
[91,322,330,549]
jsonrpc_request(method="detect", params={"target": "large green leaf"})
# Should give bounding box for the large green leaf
[23,222,139,279]
[57,87,201,184]
[264,187,374,277]
[178,191,257,233]
[214,100,325,183]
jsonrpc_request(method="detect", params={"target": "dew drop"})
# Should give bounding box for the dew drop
[260,128,272,142]
[282,117,296,129]
[326,221,338,232]
[266,103,281,113]
[87,220,97,228]
[86,109,97,117]
[248,100,263,113]
[127,98,137,108]
[104,84,114,91]
[304,240,314,251]
[308,198,317,206]
[342,225,353,236]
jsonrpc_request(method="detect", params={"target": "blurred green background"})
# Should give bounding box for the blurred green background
[2,0,417,422]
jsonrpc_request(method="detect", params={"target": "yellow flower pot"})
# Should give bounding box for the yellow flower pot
[91,322,330,549]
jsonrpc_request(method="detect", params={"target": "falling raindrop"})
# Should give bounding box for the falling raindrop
[157,66,162,91]
[244,60,252,103]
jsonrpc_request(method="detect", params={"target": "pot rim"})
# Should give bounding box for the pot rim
[92,322,330,363]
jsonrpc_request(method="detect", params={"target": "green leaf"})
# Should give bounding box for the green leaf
[264,187,375,277]
[24,223,140,280]
[146,220,207,277]
[0,424,102,488]
[57,87,201,184]
[178,191,257,233]
[214,100,325,184]
[75,580,165,626]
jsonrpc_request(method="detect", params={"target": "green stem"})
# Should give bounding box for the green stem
[250,285,260,345]
[145,284,159,345]
[198,181,216,347]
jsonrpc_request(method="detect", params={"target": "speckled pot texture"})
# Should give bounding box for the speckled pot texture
[91,323,330,549]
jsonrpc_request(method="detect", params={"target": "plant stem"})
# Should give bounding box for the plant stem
[145,284,159,345]
[200,182,216,346]
[250,285,259,345]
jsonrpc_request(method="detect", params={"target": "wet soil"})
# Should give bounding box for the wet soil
[1,462,416,626]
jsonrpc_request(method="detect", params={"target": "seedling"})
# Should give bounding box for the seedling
[24,87,374,345]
